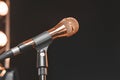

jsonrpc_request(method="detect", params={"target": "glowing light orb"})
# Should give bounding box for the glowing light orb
[0,31,7,47]
[0,1,8,16]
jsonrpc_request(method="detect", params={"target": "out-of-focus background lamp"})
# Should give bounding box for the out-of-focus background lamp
[0,31,7,47]
[0,0,9,54]
[0,0,19,80]
[0,1,8,16]
[0,0,10,78]
[0,31,7,78]
[0,0,9,55]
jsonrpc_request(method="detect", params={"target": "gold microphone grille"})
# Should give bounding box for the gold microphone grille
[48,17,79,39]
[61,17,79,37]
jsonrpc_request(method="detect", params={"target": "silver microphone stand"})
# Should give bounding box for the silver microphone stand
[33,31,52,80]
[36,47,48,80]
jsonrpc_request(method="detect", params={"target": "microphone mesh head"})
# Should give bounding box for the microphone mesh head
[48,17,79,39]
[60,17,79,37]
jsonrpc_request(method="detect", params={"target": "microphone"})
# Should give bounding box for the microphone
[0,17,79,61]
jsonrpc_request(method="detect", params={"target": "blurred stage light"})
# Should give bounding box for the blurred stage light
[0,63,6,77]
[0,31,7,47]
[0,1,8,16]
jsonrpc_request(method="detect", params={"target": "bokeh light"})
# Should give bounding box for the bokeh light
[0,31,7,47]
[0,1,8,16]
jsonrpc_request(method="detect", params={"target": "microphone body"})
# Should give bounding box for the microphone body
[0,31,52,60]
[0,17,79,61]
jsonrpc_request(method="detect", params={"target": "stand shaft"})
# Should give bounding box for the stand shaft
[37,47,48,80]
[38,68,47,80]
[39,75,46,80]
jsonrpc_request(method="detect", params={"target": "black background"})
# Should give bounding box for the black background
[5,0,120,80]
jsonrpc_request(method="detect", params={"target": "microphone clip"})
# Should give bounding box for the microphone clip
[33,31,52,80]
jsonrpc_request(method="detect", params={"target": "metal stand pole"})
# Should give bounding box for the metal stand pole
[36,47,48,80]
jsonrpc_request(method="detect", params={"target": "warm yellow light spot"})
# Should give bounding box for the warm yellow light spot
[0,1,8,16]
[0,64,6,77]
[0,31,7,47]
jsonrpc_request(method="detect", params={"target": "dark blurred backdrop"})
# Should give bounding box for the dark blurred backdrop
[7,0,120,80]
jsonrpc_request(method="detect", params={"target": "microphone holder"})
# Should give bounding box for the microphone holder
[33,31,52,80]
[36,46,49,80]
